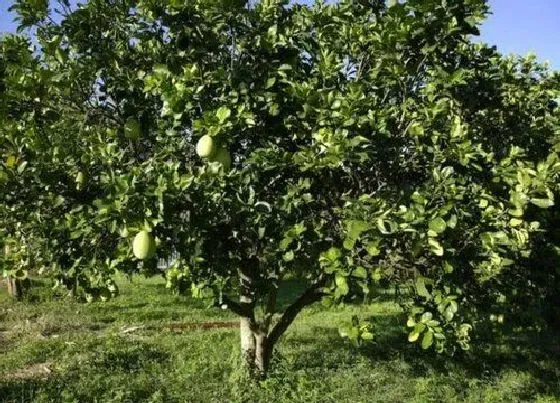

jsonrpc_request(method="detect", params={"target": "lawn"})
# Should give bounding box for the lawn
[1,276,559,403]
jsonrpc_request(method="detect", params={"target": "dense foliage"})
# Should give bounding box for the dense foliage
[1,0,559,377]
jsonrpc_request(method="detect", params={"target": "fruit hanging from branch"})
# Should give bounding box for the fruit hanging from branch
[132,231,156,260]
[196,135,217,158]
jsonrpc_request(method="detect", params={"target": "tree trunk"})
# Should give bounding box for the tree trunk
[237,275,327,379]
[254,332,272,377]
[239,317,272,379]
[240,316,256,367]
[6,277,23,300]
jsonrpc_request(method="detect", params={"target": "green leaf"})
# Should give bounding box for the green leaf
[343,238,356,250]
[421,312,433,323]
[416,277,430,298]
[444,309,454,321]
[335,274,348,288]
[352,266,368,279]
[324,247,341,261]
[428,217,447,234]
[447,215,457,229]
[283,250,294,262]
[448,301,458,314]
[216,106,231,123]
[347,220,370,239]
[408,123,425,137]
[509,218,523,227]
[376,219,391,234]
[428,238,444,256]
[411,191,426,205]
[408,331,420,342]
[17,161,28,174]
[451,116,463,137]
[265,77,276,89]
[366,242,380,256]
[530,198,554,208]
[421,331,434,349]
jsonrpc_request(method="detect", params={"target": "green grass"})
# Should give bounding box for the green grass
[1,276,559,403]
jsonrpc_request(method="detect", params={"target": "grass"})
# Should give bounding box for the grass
[1,275,559,403]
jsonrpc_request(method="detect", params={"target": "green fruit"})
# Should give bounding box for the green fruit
[124,117,141,140]
[196,135,216,157]
[209,147,231,171]
[132,230,156,260]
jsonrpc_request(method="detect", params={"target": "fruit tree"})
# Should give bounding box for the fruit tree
[1,0,559,378]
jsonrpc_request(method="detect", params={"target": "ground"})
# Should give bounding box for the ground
[0,276,559,403]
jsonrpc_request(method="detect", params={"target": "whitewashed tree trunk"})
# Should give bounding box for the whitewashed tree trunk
[6,278,23,300]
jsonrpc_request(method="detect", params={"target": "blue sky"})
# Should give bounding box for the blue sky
[1,0,559,69]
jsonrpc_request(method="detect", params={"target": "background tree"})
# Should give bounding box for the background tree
[1,0,559,378]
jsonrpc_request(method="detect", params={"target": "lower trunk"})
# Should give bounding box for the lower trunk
[6,278,23,300]
[240,317,272,379]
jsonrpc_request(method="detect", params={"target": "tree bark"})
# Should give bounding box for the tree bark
[235,260,327,379]
[254,332,271,377]
[237,278,328,379]
[6,277,23,300]
[239,317,272,379]
[240,315,256,368]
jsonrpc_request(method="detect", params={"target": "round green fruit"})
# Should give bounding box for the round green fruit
[196,135,216,158]
[210,147,232,171]
[132,231,156,260]
[124,117,141,140]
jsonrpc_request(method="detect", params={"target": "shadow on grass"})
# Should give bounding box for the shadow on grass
[90,342,169,372]
[283,310,560,398]
[0,341,171,403]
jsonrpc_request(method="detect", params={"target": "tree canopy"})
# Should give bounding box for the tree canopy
[1,0,559,377]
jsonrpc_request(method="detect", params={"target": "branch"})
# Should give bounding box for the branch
[355,53,366,81]
[218,294,254,319]
[267,277,328,347]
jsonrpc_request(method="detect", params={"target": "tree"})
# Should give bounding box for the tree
[1,0,559,378]
[0,34,45,299]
